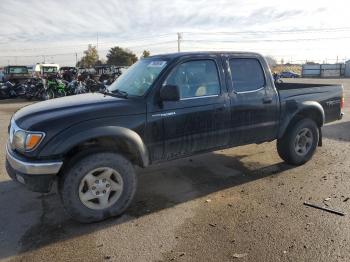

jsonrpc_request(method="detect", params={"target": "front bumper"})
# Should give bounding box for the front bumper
[6,145,62,175]
[5,145,63,192]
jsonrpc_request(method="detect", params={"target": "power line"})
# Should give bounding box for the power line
[0,52,81,58]
[2,30,350,65]
[2,27,349,54]
[0,40,176,58]
[0,33,175,52]
[182,35,350,44]
[182,27,350,36]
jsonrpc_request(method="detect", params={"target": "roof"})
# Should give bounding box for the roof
[148,51,262,59]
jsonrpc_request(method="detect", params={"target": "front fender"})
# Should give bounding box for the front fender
[278,101,325,138]
[39,125,149,167]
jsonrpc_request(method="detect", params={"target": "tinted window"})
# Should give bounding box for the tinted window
[42,67,57,73]
[229,59,265,92]
[164,60,220,99]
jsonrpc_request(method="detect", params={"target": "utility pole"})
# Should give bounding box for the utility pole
[177,32,182,52]
[75,52,78,66]
[96,32,99,53]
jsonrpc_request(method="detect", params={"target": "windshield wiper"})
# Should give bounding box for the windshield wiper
[100,89,128,99]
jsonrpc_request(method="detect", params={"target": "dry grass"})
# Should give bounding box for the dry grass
[272,64,302,74]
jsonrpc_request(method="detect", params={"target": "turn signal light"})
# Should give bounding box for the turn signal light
[341,97,344,109]
[25,133,44,150]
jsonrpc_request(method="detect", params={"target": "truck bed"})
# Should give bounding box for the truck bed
[276,82,343,124]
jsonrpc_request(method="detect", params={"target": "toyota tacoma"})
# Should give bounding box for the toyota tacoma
[6,52,344,222]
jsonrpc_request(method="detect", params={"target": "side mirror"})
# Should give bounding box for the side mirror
[160,85,180,101]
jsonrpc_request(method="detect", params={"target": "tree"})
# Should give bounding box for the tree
[106,46,138,66]
[141,50,150,58]
[76,45,99,68]
[265,56,277,68]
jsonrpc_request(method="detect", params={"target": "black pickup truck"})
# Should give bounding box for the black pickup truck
[6,52,344,222]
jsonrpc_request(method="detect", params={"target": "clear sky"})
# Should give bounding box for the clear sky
[0,0,349,66]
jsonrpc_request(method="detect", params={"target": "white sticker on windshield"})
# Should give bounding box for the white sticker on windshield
[147,61,166,68]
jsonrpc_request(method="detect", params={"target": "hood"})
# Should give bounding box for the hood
[13,93,145,131]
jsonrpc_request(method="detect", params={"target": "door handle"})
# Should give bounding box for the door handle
[262,97,273,104]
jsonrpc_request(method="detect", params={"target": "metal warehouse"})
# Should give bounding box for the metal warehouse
[302,62,350,77]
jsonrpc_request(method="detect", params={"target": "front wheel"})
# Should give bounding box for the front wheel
[277,118,319,165]
[58,152,137,223]
[41,89,54,100]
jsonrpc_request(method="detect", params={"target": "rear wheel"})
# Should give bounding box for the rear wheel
[55,89,66,97]
[277,118,319,165]
[25,92,33,100]
[58,152,137,223]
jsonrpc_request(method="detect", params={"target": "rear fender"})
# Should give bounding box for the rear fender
[278,101,325,139]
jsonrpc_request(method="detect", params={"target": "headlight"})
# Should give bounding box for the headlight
[13,130,45,151]
[13,130,26,151]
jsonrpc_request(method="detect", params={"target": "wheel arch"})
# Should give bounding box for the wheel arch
[278,101,325,139]
[46,126,149,168]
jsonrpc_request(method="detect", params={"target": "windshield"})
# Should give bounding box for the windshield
[42,66,58,73]
[8,66,28,74]
[108,59,167,96]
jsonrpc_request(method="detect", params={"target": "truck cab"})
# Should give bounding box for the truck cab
[3,65,30,83]
[33,63,60,78]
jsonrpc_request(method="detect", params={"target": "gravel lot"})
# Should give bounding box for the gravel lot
[0,78,349,262]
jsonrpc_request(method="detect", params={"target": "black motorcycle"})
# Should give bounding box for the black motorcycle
[85,78,106,93]
[25,78,54,100]
[0,81,26,99]
[66,80,87,96]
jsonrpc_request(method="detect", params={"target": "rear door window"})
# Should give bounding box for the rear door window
[229,58,265,93]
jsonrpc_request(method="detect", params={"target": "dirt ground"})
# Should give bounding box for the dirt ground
[0,78,349,262]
